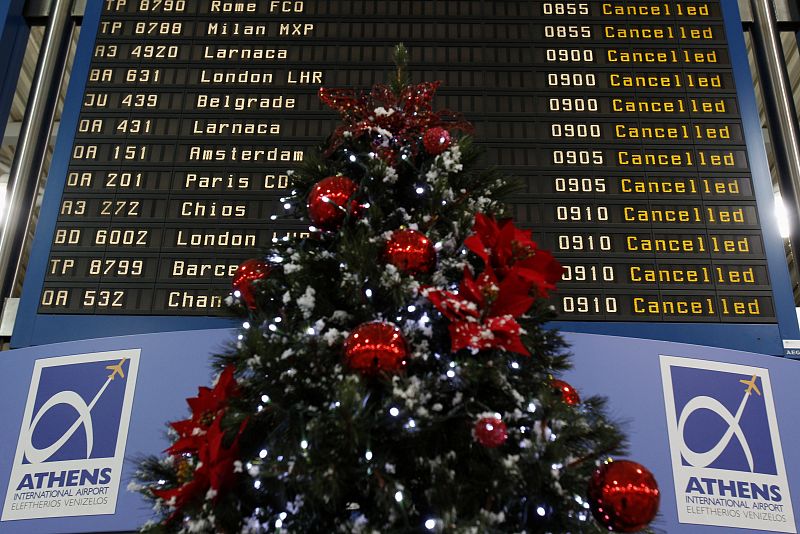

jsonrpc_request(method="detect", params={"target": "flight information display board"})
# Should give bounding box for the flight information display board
[12,0,800,349]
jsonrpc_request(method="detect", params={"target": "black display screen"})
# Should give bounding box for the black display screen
[38,0,776,322]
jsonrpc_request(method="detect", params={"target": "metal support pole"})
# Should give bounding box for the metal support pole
[750,0,800,283]
[0,0,73,300]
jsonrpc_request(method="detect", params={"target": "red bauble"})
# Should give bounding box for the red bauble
[344,322,409,374]
[473,416,508,448]
[307,176,360,230]
[552,379,581,406]
[588,460,660,532]
[384,229,436,275]
[232,259,271,309]
[423,127,451,155]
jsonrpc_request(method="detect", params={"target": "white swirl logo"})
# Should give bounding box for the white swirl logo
[677,374,761,472]
[21,358,127,464]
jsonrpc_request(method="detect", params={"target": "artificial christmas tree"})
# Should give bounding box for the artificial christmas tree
[135,46,658,533]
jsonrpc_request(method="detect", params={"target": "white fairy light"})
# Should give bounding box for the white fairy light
[389,407,400,417]
[394,490,403,503]
[365,450,373,461]
[259,449,268,459]
[425,519,436,530]
[300,440,309,449]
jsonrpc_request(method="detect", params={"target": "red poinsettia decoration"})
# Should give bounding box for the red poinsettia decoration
[319,82,470,163]
[153,417,246,518]
[152,366,246,520]
[424,267,534,356]
[425,213,564,355]
[168,366,239,455]
[463,213,564,297]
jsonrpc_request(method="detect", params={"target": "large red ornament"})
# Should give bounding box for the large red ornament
[384,229,436,275]
[473,416,508,448]
[423,127,451,155]
[588,460,660,532]
[344,322,409,374]
[551,378,581,406]
[232,259,271,309]
[307,176,360,230]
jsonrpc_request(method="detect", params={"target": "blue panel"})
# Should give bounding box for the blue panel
[0,0,29,148]
[0,330,799,532]
[12,0,799,356]
[0,329,229,532]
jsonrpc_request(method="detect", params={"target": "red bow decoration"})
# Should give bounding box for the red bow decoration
[424,267,534,356]
[319,82,470,164]
[463,213,564,297]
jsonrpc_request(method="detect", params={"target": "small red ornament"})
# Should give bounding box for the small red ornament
[307,175,360,230]
[344,322,409,374]
[473,416,508,448]
[552,379,581,406]
[384,229,437,275]
[588,460,660,532]
[423,127,451,155]
[232,259,271,309]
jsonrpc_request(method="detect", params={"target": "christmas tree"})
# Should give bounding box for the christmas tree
[135,46,659,534]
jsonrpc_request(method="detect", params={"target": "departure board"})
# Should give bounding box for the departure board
[34,0,777,323]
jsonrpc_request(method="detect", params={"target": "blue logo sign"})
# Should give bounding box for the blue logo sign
[661,356,796,532]
[3,350,139,521]
[23,358,129,464]
[668,365,776,475]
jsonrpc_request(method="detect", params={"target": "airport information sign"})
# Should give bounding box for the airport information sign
[11,0,800,350]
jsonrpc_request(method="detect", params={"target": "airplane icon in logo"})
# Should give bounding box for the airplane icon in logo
[105,358,127,381]
[739,374,762,397]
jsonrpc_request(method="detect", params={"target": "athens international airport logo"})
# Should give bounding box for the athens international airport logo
[2,349,139,521]
[660,356,796,532]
